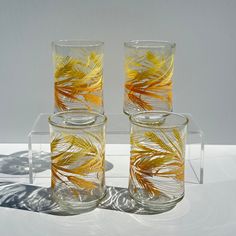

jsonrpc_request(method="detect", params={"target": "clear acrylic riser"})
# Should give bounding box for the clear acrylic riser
[28,113,204,187]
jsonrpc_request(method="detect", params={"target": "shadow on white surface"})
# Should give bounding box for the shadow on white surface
[0,151,50,175]
[100,186,176,214]
[0,182,175,216]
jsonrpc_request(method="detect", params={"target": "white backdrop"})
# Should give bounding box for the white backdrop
[0,0,235,143]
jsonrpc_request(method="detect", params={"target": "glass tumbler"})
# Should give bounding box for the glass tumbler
[129,111,188,211]
[52,40,104,114]
[124,40,175,115]
[48,110,107,212]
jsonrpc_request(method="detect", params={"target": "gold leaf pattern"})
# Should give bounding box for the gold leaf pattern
[67,176,97,190]
[130,128,185,196]
[53,52,103,111]
[125,51,174,111]
[130,169,162,196]
[50,132,104,194]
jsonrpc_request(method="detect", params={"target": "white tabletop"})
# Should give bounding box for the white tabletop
[0,144,236,236]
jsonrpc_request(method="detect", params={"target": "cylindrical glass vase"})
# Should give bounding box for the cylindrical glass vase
[52,40,104,114]
[48,110,107,212]
[123,40,175,115]
[129,111,188,211]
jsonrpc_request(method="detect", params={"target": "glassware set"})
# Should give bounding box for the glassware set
[49,40,188,213]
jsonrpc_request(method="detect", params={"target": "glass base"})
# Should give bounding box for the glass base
[129,192,184,212]
[52,188,106,213]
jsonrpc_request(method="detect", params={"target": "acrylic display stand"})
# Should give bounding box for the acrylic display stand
[28,113,204,187]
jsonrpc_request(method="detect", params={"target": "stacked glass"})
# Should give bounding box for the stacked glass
[48,40,188,213]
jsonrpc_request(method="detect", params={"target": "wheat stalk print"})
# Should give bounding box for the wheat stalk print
[130,128,185,197]
[125,51,174,111]
[53,52,103,111]
[50,132,104,196]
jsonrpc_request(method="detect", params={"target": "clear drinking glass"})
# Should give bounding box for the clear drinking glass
[52,40,104,114]
[123,40,176,115]
[48,110,107,212]
[129,111,188,211]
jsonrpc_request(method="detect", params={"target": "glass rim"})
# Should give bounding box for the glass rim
[124,40,176,49]
[52,40,104,48]
[129,111,188,129]
[48,109,107,130]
